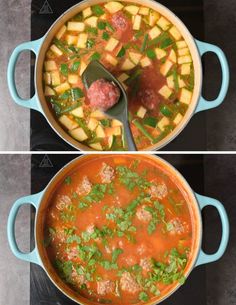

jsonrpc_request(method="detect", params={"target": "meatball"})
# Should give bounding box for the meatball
[120,272,140,293]
[86,224,95,234]
[76,176,92,196]
[140,257,152,272]
[97,280,115,295]
[149,183,168,199]
[136,205,152,222]
[87,79,120,111]
[138,88,159,110]
[55,195,71,210]
[112,12,128,30]
[67,246,78,260]
[168,218,189,235]
[71,268,87,287]
[100,162,115,183]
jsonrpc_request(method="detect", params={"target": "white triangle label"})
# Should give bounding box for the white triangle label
[39,0,53,14]
[39,155,53,168]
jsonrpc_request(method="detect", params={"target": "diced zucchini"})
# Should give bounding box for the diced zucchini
[178,47,189,56]
[178,76,186,88]
[54,82,70,94]
[50,44,63,56]
[44,72,51,85]
[77,33,88,48]
[111,119,122,127]
[149,26,161,40]
[66,35,77,45]
[139,7,149,16]
[176,40,187,49]
[105,126,121,136]
[179,88,192,104]
[105,37,119,51]
[59,115,78,130]
[67,22,85,32]
[118,73,129,82]
[143,117,157,128]
[104,1,124,13]
[89,142,103,150]
[44,60,57,72]
[157,117,170,131]
[71,106,84,118]
[56,25,67,40]
[108,135,115,149]
[129,51,142,65]
[51,71,61,86]
[68,74,79,84]
[121,58,136,70]
[124,5,139,15]
[140,56,152,67]
[85,16,98,28]
[96,125,106,138]
[137,106,147,118]
[69,127,88,141]
[88,118,99,131]
[167,75,174,89]
[149,10,159,26]
[90,110,106,119]
[79,61,87,76]
[180,63,191,75]
[155,48,166,60]
[169,26,182,41]
[160,60,173,76]
[105,54,118,66]
[83,7,92,19]
[169,49,177,63]
[178,55,192,64]
[157,16,170,30]
[44,86,55,96]
[133,15,142,30]
[158,85,173,99]
[173,113,183,125]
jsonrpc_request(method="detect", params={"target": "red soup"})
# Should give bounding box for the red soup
[43,155,195,304]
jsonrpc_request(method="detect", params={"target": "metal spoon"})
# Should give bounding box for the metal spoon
[82,60,137,151]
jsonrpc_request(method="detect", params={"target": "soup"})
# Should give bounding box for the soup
[43,1,194,151]
[43,155,194,304]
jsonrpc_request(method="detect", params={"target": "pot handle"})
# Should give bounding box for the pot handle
[194,39,229,113]
[7,191,44,266]
[7,37,44,112]
[195,193,229,266]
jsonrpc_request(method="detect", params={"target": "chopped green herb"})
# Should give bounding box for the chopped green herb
[160,38,174,49]
[60,63,68,76]
[102,32,110,41]
[71,87,84,100]
[71,61,80,72]
[92,5,105,16]
[139,292,149,302]
[87,39,95,49]
[87,27,98,35]
[117,47,126,58]
[64,176,72,185]
[98,21,107,30]
[90,52,101,61]
[140,33,149,53]
[146,49,156,59]
[112,248,123,262]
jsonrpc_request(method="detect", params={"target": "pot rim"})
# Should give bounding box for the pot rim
[35,154,203,305]
[34,0,203,152]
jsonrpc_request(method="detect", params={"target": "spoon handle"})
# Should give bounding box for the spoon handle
[123,120,137,151]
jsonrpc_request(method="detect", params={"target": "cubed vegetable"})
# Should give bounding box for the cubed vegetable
[50,44,63,56]
[179,88,192,104]
[104,1,124,13]
[54,82,70,94]
[169,26,182,40]
[105,126,121,136]
[140,56,152,67]
[155,48,167,59]
[105,54,118,66]
[121,58,136,70]
[105,37,119,51]
[173,113,183,125]
[178,47,189,56]
[169,49,177,63]
[68,74,79,84]
[160,60,173,76]
[67,21,85,32]
[178,55,192,64]
[71,106,84,118]
[176,40,187,49]
[158,85,173,99]
[167,75,174,89]
[66,35,77,45]
[56,25,67,40]
[90,110,106,119]
[143,117,157,128]
[83,7,92,18]
[124,5,139,15]
[79,61,87,76]
[51,71,61,86]
[149,26,161,40]
[85,16,98,28]
[118,73,129,82]
[149,11,159,26]
[157,116,170,131]
[77,33,88,48]
[180,63,191,75]
[45,60,57,72]
[178,76,186,88]
[44,72,51,85]
[111,119,122,127]
[137,106,147,118]
[69,127,88,141]
[108,135,115,148]
[96,125,106,138]
[89,142,103,150]
[129,51,142,65]
[87,118,99,131]
[133,15,142,30]
[139,7,149,16]
[157,16,170,30]
[44,86,55,96]
[59,115,78,130]
[160,104,172,117]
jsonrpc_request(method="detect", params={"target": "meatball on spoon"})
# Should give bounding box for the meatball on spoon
[82,60,136,151]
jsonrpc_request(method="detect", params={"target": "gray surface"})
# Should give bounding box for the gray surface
[0,0,31,151]
[0,155,31,305]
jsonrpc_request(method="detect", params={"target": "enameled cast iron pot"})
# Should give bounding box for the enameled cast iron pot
[7,0,230,151]
[7,155,229,305]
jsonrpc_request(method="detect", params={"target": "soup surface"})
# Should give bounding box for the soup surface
[43,1,194,150]
[44,155,194,304]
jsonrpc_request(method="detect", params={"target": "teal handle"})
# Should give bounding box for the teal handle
[7,37,44,112]
[195,193,229,266]
[195,39,229,113]
[7,191,44,266]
